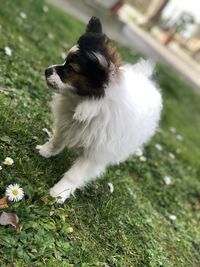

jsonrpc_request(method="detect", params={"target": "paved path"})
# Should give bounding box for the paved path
[121,12,200,94]
[48,0,200,94]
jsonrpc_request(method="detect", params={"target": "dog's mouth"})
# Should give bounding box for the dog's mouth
[46,78,59,92]
[45,75,76,95]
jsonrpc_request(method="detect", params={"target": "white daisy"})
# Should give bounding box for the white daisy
[135,148,143,157]
[163,176,172,185]
[20,12,27,19]
[18,36,23,42]
[0,166,2,170]
[43,5,49,13]
[63,43,69,49]
[169,214,176,221]
[3,157,14,165]
[155,143,163,151]
[6,184,24,202]
[176,134,183,141]
[168,153,175,160]
[60,52,66,60]
[139,156,146,162]
[48,32,54,40]
[4,46,12,56]
[127,187,135,197]
[107,182,114,193]
[169,127,176,133]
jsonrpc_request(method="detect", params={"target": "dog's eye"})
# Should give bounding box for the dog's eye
[64,65,73,73]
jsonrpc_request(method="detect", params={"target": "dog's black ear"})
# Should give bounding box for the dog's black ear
[85,51,108,69]
[86,17,102,34]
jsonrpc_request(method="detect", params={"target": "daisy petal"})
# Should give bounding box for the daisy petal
[139,156,146,162]
[4,46,12,56]
[163,176,172,185]
[155,143,163,151]
[135,148,143,157]
[169,127,176,133]
[169,153,175,160]
[43,6,49,13]
[108,182,114,193]
[20,12,27,19]
[176,134,183,141]
[169,214,176,221]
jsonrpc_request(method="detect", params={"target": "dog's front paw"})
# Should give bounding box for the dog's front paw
[50,182,75,204]
[36,144,53,158]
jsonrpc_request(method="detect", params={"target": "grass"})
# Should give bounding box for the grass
[0,0,200,266]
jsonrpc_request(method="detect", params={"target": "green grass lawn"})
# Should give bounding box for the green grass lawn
[0,1,200,266]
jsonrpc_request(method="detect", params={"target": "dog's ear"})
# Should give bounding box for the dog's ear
[86,17,102,34]
[85,51,108,69]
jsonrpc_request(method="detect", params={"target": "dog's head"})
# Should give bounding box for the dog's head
[45,17,121,98]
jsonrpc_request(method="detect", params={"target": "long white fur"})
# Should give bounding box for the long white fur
[37,59,162,203]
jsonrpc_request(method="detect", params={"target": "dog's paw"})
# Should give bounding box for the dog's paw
[36,144,53,158]
[50,183,74,204]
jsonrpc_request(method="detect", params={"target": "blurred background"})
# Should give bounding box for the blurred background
[49,0,200,93]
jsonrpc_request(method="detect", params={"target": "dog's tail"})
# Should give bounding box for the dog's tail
[132,59,155,79]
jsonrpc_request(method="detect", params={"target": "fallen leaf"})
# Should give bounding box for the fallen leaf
[191,199,200,210]
[0,212,19,228]
[31,248,38,253]
[0,87,13,94]
[49,211,55,217]
[0,196,9,209]
[42,197,49,205]
[0,136,12,143]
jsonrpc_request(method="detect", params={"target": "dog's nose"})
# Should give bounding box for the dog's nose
[45,68,53,77]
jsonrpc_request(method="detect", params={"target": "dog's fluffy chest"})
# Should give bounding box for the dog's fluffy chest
[51,93,109,151]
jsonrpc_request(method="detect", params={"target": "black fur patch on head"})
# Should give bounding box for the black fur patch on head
[77,51,109,97]
[78,33,107,53]
[76,36,110,97]
[73,17,111,98]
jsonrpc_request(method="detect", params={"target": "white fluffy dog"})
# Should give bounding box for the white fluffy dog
[36,17,162,203]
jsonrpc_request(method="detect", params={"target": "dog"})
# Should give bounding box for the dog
[36,17,162,203]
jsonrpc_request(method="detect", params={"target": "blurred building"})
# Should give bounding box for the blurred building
[127,0,151,13]
[124,0,200,60]
[188,27,200,60]
[141,0,169,28]
[90,0,121,9]
[85,0,125,15]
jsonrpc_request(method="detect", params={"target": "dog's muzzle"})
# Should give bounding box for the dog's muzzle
[45,67,54,78]
[44,67,59,91]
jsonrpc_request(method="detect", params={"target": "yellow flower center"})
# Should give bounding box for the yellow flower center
[12,189,19,196]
